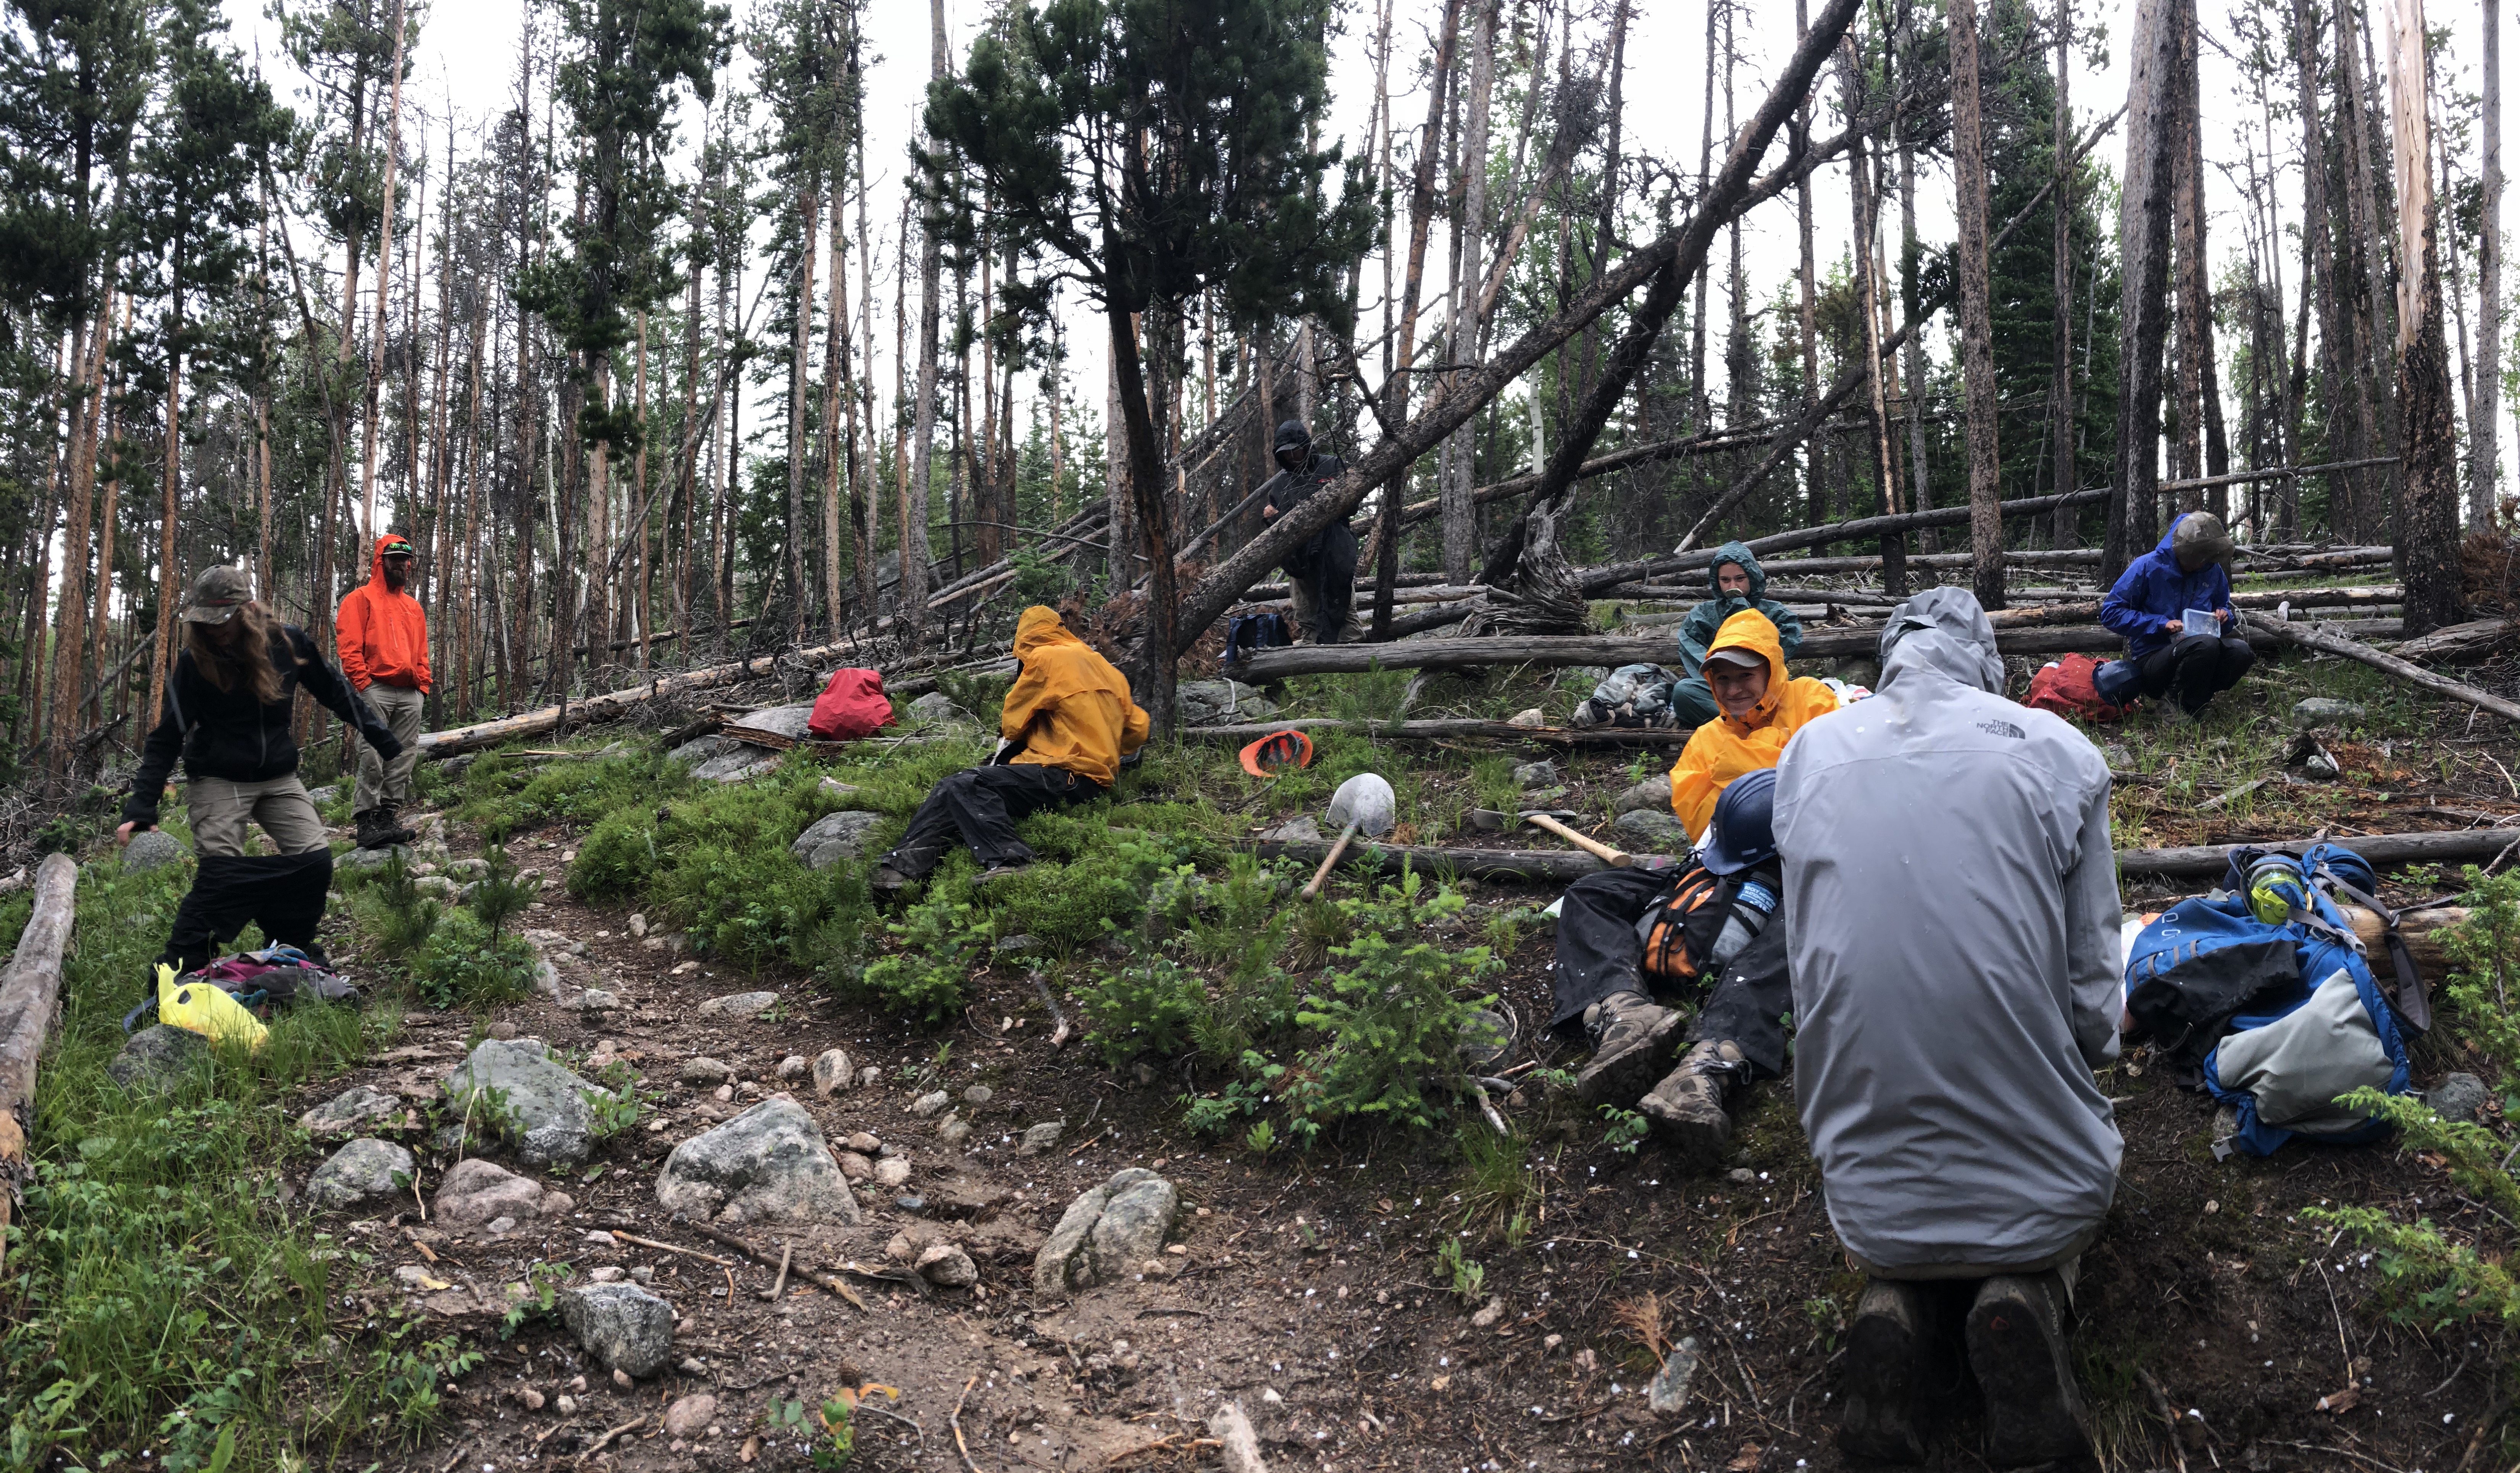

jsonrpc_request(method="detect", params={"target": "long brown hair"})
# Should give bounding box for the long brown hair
[185,600,286,705]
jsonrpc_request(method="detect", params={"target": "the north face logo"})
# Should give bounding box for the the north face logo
[1978,719,2026,740]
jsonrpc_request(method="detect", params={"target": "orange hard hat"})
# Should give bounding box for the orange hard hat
[1239,728,1315,777]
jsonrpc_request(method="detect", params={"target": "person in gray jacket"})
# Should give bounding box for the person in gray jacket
[1772,587,2122,1468]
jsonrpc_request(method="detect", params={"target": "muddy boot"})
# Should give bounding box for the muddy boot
[872,844,946,894]
[1966,1272,2092,1467]
[375,803,419,847]
[1573,990,1687,1108]
[1838,1278,1931,1464]
[353,809,395,851]
[1638,1039,1749,1168]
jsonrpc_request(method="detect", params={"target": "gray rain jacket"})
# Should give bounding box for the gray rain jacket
[1773,587,2123,1277]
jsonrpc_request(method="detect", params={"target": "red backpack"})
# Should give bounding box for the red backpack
[808,667,897,740]
[2023,653,2130,723]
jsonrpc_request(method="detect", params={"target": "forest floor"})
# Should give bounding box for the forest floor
[10,591,2520,1473]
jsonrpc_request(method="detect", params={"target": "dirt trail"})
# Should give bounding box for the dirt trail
[302,799,2508,1473]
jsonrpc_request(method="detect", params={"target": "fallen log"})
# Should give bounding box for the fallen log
[1187,718,1697,748]
[0,852,81,1275]
[1241,620,2405,681]
[1581,489,2112,592]
[1249,837,1616,883]
[2391,617,2518,666]
[2341,904,2475,975]
[2115,828,2520,880]
[418,641,859,759]
[2237,611,2520,726]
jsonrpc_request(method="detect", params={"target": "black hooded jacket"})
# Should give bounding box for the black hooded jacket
[125,623,402,827]
[1256,420,1347,523]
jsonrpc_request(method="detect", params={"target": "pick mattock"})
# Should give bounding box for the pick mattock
[1300,772,1397,899]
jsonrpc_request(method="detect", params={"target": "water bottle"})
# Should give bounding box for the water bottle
[1709,878,1779,970]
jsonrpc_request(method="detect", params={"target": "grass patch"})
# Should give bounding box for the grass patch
[0,862,477,1471]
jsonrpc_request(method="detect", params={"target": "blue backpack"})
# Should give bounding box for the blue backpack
[2124,845,2413,1157]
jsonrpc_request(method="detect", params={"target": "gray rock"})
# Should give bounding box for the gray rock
[690,747,782,784]
[791,811,884,869]
[1457,1009,1513,1070]
[336,844,410,870]
[723,704,817,745]
[1175,679,1279,727]
[1261,815,1322,843]
[2292,698,2368,730]
[2299,751,2342,781]
[776,1055,808,1081]
[440,1038,613,1167]
[906,691,976,725]
[1612,808,1692,852]
[811,1049,853,1097]
[298,1084,407,1140]
[1511,759,1559,791]
[696,990,778,1022]
[1034,1167,1181,1296]
[433,1157,571,1229]
[909,1090,951,1118]
[992,933,1042,956]
[1612,774,1674,816]
[937,1117,973,1148]
[107,1024,207,1091]
[916,1242,980,1288]
[1470,1295,1506,1329]
[963,1085,994,1105]
[661,1392,718,1439]
[573,988,620,1012]
[1016,1122,1065,1155]
[2431,1072,2490,1124]
[666,734,729,766]
[122,829,185,872]
[559,1283,676,1378]
[819,777,863,799]
[679,1056,735,1085]
[447,857,489,882]
[305,1138,415,1212]
[654,1094,862,1226]
[413,875,457,900]
[1647,1337,1704,1415]
[303,784,342,806]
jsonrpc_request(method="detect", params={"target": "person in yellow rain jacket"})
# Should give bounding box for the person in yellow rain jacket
[874,607,1151,890]
[1667,608,1840,840]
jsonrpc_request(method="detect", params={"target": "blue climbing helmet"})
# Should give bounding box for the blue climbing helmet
[1700,768,1779,876]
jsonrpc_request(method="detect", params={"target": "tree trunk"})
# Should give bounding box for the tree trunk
[1844,52,1906,595]
[2383,0,2465,633]
[2334,0,2393,535]
[1108,291,1178,734]
[48,301,110,770]
[2049,0,2076,547]
[360,0,409,538]
[1439,0,1496,585]
[149,322,183,736]
[2478,0,2504,525]
[2107,0,2178,581]
[1951,0,2005,608]
[822,185,849,636]
[787,185,819,644]
[1796,0,1824,529]
[2170,0,2206,495]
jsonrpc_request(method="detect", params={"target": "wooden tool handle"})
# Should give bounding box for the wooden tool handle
[1523,812,1632,868]
[1301,821,1362,898]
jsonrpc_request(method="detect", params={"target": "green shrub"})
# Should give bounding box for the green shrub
[358,850,440,960]
[1286,868,1498,1132]
[458,747,683,841]
[853,895,991,1022]
[410,911,538,1012]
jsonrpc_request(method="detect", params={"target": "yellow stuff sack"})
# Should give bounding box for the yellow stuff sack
[157,963,269,1050]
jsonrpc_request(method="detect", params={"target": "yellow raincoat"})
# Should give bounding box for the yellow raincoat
[1668,609,1840,837]
[1001,607,1151,786]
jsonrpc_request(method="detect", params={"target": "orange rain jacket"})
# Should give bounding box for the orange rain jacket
[1002,607,1150,787]
[1667,608,1839,837]
[336,534,432,693]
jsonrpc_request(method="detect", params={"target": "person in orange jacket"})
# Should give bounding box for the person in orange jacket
[873,606,1150,890]
[336,533,431,849]
[1665,608,1840,839]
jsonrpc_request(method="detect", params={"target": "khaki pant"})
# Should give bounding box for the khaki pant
[354,682,426,813]
[187,773,330,857]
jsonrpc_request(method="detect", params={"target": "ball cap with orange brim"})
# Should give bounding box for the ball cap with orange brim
[181,565,254,625]
[1239,728,1315,777]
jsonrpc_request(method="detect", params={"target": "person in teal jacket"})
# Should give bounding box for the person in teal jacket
[1668,543,1804,728]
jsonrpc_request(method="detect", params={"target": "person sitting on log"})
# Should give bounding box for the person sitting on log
[1256,419,1356,645]
[1552,769,1793,1165]
[1666,608,1839,842]
[873,606,1150,891]
[2097,510,2253,717]
[1776,587,2120,1467]
[115,566,405,978]
[1667,542,1803,729]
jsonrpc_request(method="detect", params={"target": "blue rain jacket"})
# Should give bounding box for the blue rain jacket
[2098,513,2235,661]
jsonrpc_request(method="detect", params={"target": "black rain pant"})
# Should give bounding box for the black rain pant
[1281,521,1357,645]
[2135,633,2257,716]
[158,849,336,980]
[880,764,1102,877]
[1549,866,1794,1078]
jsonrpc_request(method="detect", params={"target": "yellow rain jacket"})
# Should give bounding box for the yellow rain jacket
[1002,607,1151,787]
[1668,609,1840,837]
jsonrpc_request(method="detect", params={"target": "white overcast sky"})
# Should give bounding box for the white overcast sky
[219,0,2518,531]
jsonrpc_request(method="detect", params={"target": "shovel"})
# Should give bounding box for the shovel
[1466,807,1633,868]
[1300,772,1397,899]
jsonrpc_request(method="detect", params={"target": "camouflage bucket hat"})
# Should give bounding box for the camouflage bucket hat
[182,566,253,625]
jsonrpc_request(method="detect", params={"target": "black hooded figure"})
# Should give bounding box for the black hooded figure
[1257,419,1357,643]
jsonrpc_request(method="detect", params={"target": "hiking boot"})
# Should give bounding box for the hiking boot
[1839,1278,1930,1465]
[974,862,1034,886]
[352,809,396,851]
[1638,1039,1749,1168]
[374,804,419,846]
[870,865,915,893]
[1573,991,1687,1108]
[1966,1273,2093,1467]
